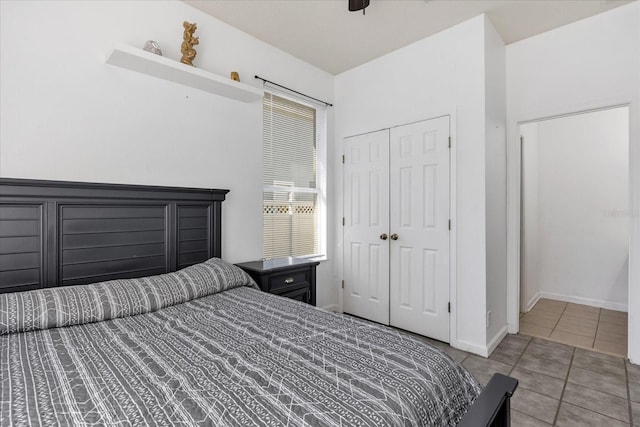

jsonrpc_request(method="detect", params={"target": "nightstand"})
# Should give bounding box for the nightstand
[235,258,320,306]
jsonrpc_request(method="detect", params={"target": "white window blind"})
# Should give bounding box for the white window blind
[263,92,319,259]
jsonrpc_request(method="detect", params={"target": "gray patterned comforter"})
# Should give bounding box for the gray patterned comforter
[1,258,481,426]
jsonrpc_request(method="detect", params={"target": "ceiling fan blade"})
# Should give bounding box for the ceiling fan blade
[348,0,370,12]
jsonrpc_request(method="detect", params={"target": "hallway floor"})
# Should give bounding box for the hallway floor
[520,298,628,357]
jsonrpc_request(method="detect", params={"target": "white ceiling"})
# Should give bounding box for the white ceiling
[184,0,634,75]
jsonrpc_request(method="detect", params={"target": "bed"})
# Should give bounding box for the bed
[0,178,517,426]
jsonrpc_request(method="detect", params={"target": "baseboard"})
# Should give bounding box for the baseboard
[523,292,541,313]
[321,304,339,312]
[486,325,509,356]
[453,325,509,358]
[453,339,490,358]
[538,291,628,312]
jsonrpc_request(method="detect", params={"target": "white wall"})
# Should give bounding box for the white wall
[521,108,629,311]
[335,15,501,356]
[506,2,640,362]
[0,0,336,308]
[6,0,635,359]
[484,16,508,350]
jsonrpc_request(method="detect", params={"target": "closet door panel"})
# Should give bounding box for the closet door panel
[389,116,450,342]
[343,130,390,325]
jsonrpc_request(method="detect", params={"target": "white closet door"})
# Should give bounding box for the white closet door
[343,130,390,325]
[389,116,450,342]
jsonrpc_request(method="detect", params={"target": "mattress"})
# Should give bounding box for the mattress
[0,258,481,426]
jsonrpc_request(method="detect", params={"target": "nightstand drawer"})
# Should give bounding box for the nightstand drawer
[268,269,308,291]
[274,285,311,304]
[235,258,319,306]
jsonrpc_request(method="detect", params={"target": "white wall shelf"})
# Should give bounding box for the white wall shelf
[106,44,263,102]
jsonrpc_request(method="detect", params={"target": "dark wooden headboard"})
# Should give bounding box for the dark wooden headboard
[0,178,229,294]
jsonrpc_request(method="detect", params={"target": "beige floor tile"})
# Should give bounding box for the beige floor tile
[597,321,628,336]
[563,306,600,321]
[566,302,600,314]
[522,313,560,329]
[599,315,628,328]
[535,298,567,313]
[549,330,594,348]
[554,320,597,338]
[562,310,600,321]
[558,313,599,329]
[600,309,628,320]
[593,337,627,357]
[529,304,564,316]
[528,299,628,358]
[527,309,560,322]
[520,321,553,338]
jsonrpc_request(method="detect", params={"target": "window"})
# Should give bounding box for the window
[262,92,325,259]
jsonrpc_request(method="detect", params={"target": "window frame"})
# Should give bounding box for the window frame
[262,90,327,260]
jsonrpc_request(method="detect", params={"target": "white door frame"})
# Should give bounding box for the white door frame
[506,101,639,363]
[340,108,459,347]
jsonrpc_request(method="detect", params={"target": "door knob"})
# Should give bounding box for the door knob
[380,233,388,240]
[390,233,399,240]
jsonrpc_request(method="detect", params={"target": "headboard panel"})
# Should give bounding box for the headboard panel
[0,203,43,292]
[0,179,229,293]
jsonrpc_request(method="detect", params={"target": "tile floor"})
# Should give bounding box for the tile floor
[420,334,640,427]
[519,298,628,357]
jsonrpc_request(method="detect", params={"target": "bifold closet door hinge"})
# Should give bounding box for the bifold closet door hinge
[342,217,345,226]
[448,302,451,313]
[448,219,451,230]
[448,137,451,148]
[342,155,345,164]
[341,280,345,289]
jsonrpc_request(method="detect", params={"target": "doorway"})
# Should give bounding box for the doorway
[518,106,629,356]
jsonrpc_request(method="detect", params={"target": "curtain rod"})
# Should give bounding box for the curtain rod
[254,75,333,107]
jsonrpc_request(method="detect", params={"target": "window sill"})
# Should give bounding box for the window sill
[299,254,328,263]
